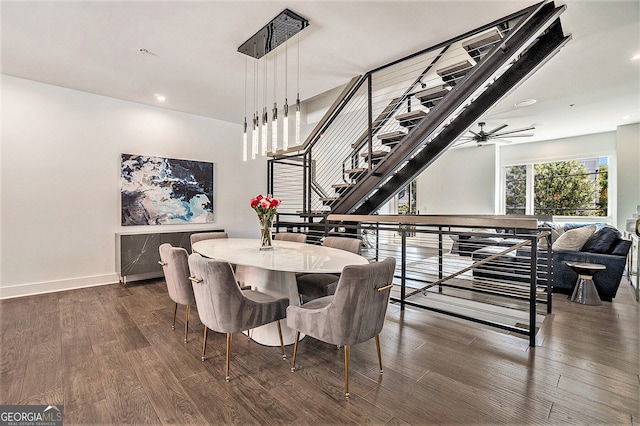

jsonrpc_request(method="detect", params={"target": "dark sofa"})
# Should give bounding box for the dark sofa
[457,223,631,302]
[552,226,631,301]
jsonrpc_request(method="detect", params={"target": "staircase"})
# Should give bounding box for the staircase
[269,1,570,220]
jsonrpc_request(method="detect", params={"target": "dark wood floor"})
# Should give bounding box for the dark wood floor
[1,277,638,425]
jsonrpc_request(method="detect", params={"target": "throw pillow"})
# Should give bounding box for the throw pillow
[552,225,596,251]
[581,226,621,254]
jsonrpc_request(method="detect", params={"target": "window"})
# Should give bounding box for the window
[504,157,608,217]
[398,180,417,215]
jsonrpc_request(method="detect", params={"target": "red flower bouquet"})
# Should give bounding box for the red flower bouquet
[251,194,280,250]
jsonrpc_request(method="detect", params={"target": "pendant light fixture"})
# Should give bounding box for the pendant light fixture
[272,52,278,153]
[237,9,309,160]
[282,24,290,151]
[295,33,301,145]
[242,56,248,162]
[251,55,259,160]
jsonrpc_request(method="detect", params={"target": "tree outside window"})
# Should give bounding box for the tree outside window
[505,158,608,217]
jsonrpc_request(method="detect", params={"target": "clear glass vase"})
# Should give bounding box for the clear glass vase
[259,216,273,250]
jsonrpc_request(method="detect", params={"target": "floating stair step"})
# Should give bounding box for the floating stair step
[396,110,427,128]
[345,167,367,180]
[437,59,473,87]
[332,183,354,194]
[378,130,406,146]
[320,197,339,205]
[462,28,503,63]
[414,85,451,109]
[360,150,389,163]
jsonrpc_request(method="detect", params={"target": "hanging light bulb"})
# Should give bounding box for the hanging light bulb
[271,49,278,152]
[283,99,289,151]
[261,106,268,155]
[242,56,248,161]
[295,33,301,145]
[251,113,258,159]
[243,117,248,162]
[295,95,301,145]
[261,40,268,156]
[282,24,289,151]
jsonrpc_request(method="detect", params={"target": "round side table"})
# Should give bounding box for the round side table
[565,261,606,306]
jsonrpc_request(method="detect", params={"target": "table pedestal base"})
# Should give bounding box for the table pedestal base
[235,266,304,346]
[570,274,602,306]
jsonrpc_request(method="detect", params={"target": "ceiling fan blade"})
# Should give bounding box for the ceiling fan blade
[496,133,534,138]
[491,138,513,144]
[493,126,535,136]
[486,124,508,135]
[469,131,481,137]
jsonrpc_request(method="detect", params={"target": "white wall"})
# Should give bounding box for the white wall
[414,131,634,228]
[416,144,497,214]
[1,76,266,298]
[616,123,640,228]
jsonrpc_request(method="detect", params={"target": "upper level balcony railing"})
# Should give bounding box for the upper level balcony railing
[274,213,552,346]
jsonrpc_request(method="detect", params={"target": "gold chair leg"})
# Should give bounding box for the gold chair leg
[184,305,190,343]
[276,320,286,360]
[225,333,231,382]
[172,302,177,330]
[290,331,300,372]
[344,345,350,399]
[375,335,383,373]
[201,327,208,361]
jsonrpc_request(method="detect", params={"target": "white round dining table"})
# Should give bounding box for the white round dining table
[191,238,369,346]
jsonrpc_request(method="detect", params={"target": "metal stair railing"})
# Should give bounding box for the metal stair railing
[269,1,568,222]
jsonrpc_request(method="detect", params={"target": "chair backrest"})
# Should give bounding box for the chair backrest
[159,243,195,306]
[323,236,361,254]
[274,233,307,243]
[190,231,228,247]
[322,257,396,346]
[189,253,289,333]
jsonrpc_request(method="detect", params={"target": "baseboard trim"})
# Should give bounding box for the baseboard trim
[0,273,120,299]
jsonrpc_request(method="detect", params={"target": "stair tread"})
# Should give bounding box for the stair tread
[360,150,389,158]
[378,130,406,141]
[320,197,339,203]
[414,85,451,108]
[414,85,451,100]
[396,110,427,120]
[345,167,367,174]
[332,183,353,189]
[436,59,474,77]
[396,110,427,128]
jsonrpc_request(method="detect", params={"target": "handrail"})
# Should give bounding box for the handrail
[327,214,541,230]
[270,75,362,157]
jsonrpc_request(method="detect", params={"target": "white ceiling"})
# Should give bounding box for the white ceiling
[2,0,639,144]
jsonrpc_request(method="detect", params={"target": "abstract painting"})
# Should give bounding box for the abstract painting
[121,154,214,225]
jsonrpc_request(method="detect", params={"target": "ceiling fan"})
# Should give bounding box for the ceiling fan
[456,122,535,146]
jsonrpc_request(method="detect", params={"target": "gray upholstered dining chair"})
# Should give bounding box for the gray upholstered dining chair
[296,236,362,303]
[274,232,307,243]
[288,257,396,399]
[190,231,228,250]
[187,253,290,382]
[158,243,196,343]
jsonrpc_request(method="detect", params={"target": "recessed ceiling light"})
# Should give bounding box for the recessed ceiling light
[514,99,536,107]
[155,94,166,102]
[631,53,640,61]
[622,115,631,119]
